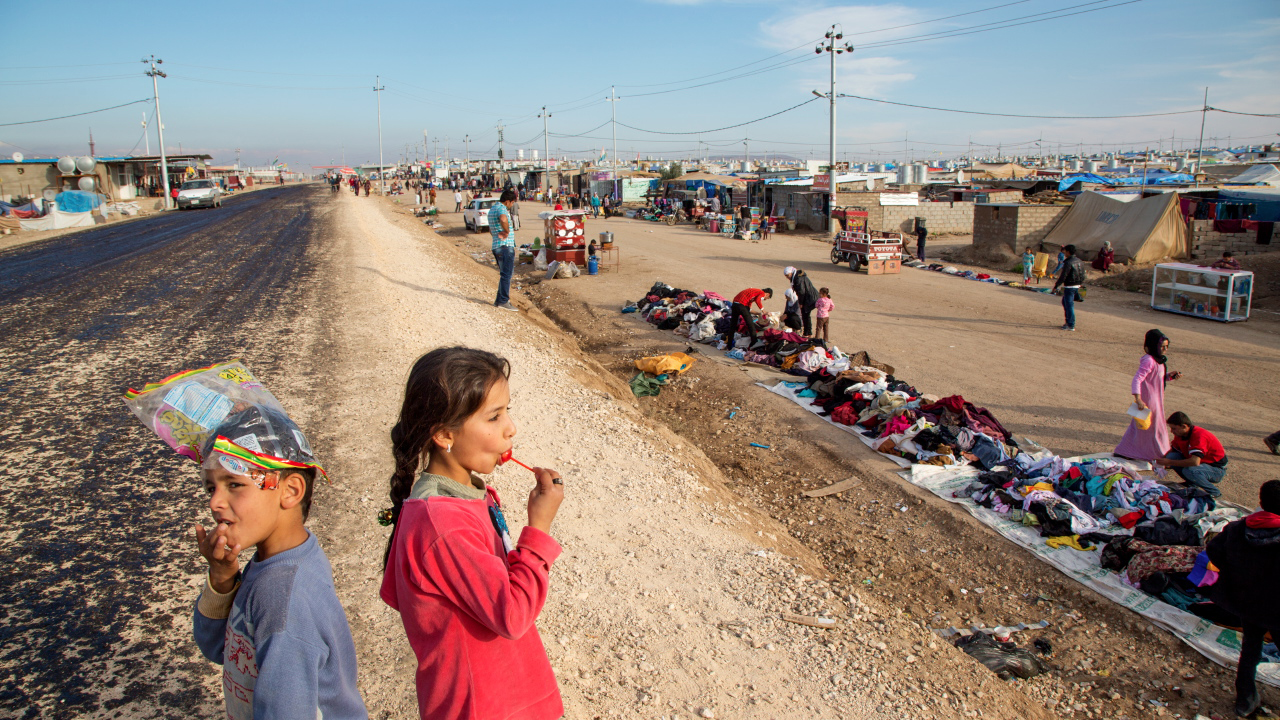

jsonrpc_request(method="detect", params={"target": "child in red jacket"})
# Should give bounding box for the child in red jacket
[380,347,565,720]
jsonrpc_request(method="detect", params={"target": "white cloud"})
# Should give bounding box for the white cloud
[760,3,925,49]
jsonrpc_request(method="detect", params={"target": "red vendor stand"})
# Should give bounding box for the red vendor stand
[544,210,588,266]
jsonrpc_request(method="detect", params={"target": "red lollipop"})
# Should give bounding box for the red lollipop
[499,449,535,473]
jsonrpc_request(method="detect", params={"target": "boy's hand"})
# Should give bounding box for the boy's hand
[194,524,242,593]
[526,467,564,534]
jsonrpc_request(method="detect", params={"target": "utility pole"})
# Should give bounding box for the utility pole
[373,76,385,195]
[814,26,852,233]
[744,137,749,172]
[141,112,150,155]
[1194,87,1209,188]
[539,106,552,197]
[606,87,619,201]
[142,55,172,210]
[496,123,505,188]
[464,134,470,186]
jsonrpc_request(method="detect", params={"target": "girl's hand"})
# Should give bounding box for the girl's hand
[194,524,241,593]
[526,468,564,534]
[1168,371,1182,381]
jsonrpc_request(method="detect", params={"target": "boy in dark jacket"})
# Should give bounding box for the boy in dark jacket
[1052,244,1086,331]
[1206,479,1280,717]
[783,266,818,336]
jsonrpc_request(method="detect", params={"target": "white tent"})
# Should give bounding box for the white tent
[1224,164,1280,187]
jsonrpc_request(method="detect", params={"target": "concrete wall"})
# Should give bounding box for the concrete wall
[973,204,1069,254]
[876,201,974,234]
[1190,219,1278,259]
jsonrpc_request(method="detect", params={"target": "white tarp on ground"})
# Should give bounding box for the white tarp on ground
[18,208,103,231]
[762,379,1279,687]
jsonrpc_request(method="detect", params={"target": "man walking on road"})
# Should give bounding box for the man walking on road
[489,189,519,311]
[454,189,463,213]
[1052,243,1085,331]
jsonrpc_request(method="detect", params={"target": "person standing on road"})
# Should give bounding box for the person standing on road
[429,186,437,207]
[814,287,834,344]
[1115,329,1181,461]
[1051,244,1085,331]
[454,190,463,213]
[591,192,601,218]
[1205,479,1280,719]
[915,222,928,262]
[725,287,772,351]
[783,266,818,337]
[489,189,519,312]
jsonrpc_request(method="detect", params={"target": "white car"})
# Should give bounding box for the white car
[176,179,222,209]
[463,197,520,233]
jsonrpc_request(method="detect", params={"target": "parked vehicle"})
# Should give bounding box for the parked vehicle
[175,179,222,209]
[463,197,521,233]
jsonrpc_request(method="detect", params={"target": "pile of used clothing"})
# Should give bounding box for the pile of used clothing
[904,260,1054,293]
[630,282,849,373]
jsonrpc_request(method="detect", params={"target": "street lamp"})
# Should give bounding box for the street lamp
[814,26,853,232]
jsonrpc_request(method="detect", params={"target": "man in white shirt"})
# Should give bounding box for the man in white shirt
[454,190,463,213]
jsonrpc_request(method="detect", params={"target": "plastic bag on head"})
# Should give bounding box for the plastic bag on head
[121,360,326,480]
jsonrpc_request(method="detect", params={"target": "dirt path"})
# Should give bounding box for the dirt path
[431,202,1279,719]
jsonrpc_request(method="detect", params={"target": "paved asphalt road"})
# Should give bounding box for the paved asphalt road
[0,184,330,718]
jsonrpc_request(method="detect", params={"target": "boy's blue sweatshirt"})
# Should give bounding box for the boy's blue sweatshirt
[193,531,367,720]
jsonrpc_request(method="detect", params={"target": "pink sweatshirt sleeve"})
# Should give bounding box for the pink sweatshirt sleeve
[1130,355,1155,395]
[425,523,562,640]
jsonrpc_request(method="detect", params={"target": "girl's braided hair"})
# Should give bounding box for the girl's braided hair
[382,347,510,568]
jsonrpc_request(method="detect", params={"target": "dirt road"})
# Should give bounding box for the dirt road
[436,200,1280,719]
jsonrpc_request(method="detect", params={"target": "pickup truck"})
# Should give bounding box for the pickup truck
[463,197,521,233]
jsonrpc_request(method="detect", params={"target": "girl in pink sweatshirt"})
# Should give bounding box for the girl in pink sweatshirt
[380,347,565,720]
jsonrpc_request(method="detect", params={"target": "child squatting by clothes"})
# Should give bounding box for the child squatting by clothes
[379,347,566,720]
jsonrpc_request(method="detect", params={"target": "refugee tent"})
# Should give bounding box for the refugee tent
[969,163,1034,179]
[1223,163,1280,187]
[1042,191,1188,262]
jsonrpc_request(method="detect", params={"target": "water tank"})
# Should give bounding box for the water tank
[1175,157,1188,172]
[874,163,888,172]
[75,156,96,173]
[915,163,929,184]
[78,176,95,191]
[1069,159,1082,171]
[57,157,76,174]
[1084,160,1099,173]
[896,165,911,185]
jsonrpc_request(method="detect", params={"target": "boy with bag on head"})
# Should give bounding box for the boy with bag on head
[123,364,366,720]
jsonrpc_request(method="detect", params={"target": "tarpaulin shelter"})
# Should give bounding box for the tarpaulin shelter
[1058,172,1196,192]
[662,172,747,192]
[1217,187,1280,222]
[969,163,1035,179]
[1042,191,1188,262]
[1224,164,1280,187]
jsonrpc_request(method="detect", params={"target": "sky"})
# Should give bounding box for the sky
[2,0,1278,170]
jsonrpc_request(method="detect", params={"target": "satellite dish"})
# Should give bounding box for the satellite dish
[57,157,76,174]
[75,156,96,173]
[10,152,22,163]
[78,177,95,192]
[42,188,58,202]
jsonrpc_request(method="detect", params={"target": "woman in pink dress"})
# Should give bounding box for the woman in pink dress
[1115,329,1182,460]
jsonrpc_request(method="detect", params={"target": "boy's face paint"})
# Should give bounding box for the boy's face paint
[201,458,284,551]
[450,378,517,475]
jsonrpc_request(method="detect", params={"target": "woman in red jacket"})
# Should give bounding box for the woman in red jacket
[380,347,565,720]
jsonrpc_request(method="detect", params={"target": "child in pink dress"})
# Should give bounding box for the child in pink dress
[814,287,834,343]
[1115,329,1182,460]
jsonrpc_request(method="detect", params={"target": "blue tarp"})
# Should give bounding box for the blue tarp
[53,191,103,213]
[1218,188,1280,222]
[1058,173,1196,192]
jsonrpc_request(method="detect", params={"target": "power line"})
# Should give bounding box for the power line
[845,0,1036,37]
[617,97,821,135]
[0,98,152,127]
[1209,107,1280,118]
[622,54,818,98]
[618,38,821,89]
[836,93,1199,119]
[857,0,1146,50]
[549,119,612,138]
